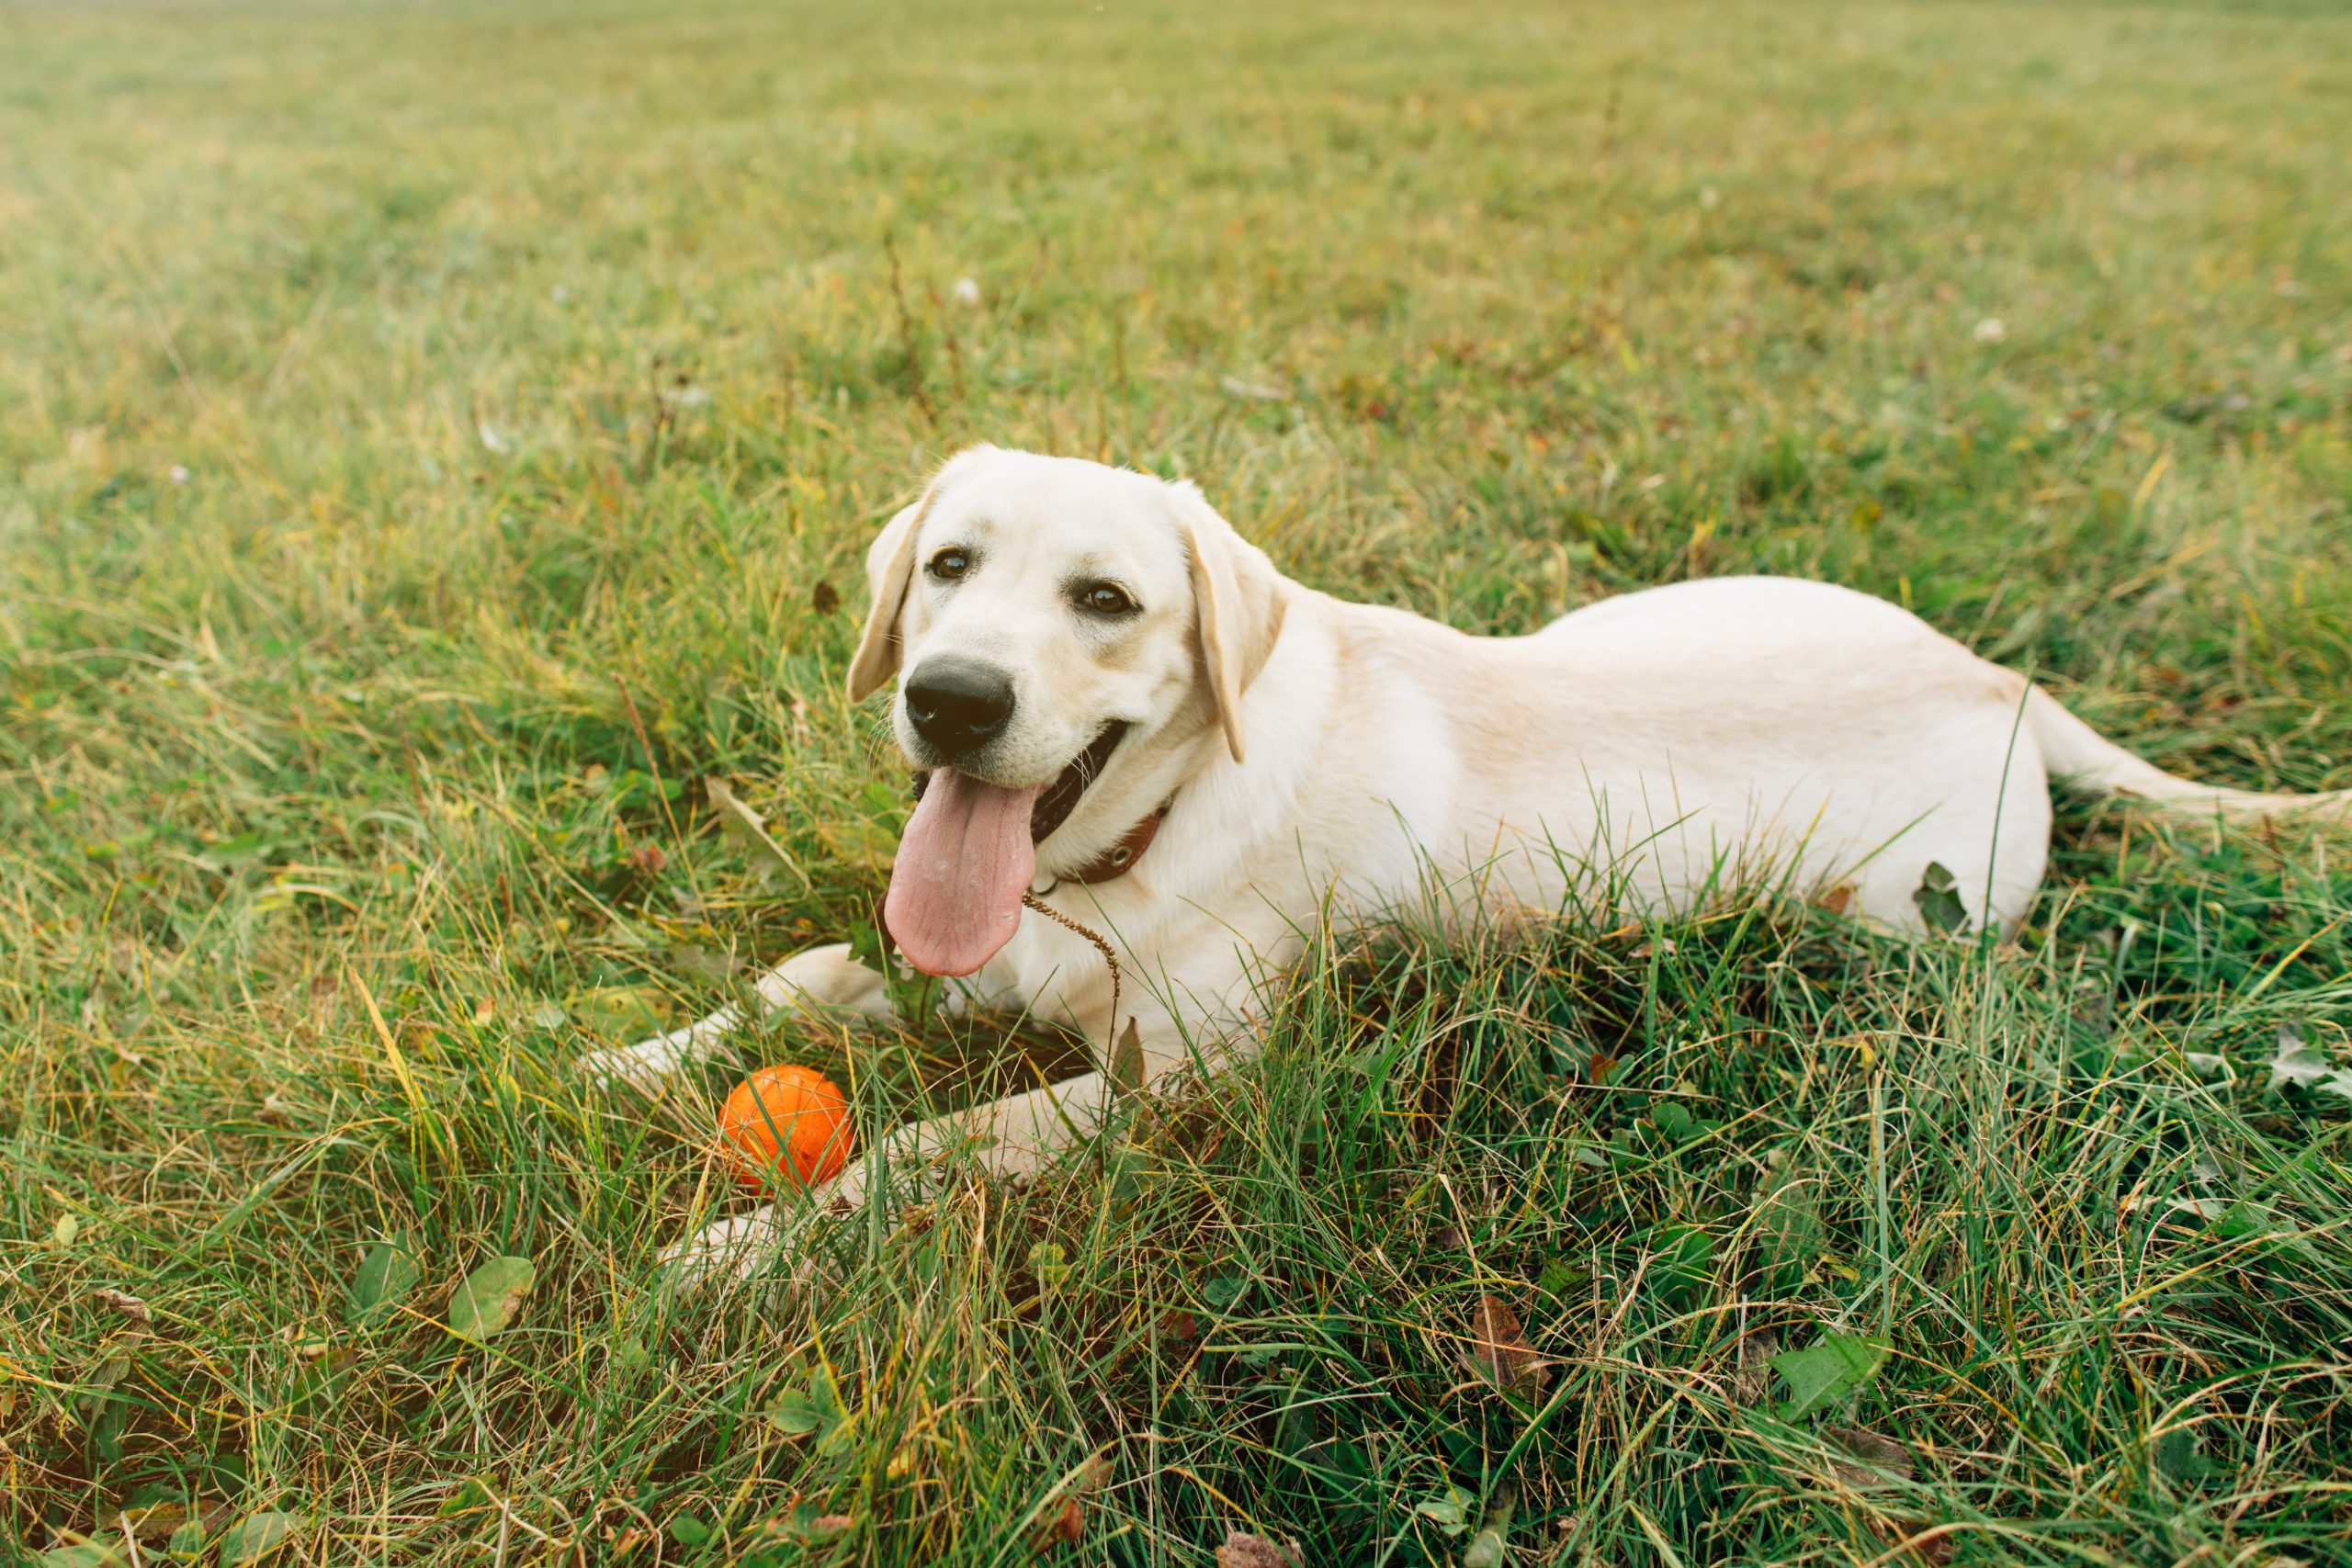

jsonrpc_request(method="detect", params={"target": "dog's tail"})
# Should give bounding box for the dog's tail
[2026,686,2350,820]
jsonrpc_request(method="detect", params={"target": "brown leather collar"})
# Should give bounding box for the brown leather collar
[1060,802,1170,886]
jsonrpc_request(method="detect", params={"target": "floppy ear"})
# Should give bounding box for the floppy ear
[846,448,990,702]
[1171,481,1288,763]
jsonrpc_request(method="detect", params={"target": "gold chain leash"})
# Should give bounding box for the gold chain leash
[1020,890,1122,1057]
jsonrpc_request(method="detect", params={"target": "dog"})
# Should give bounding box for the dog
[584,445,2346,1279]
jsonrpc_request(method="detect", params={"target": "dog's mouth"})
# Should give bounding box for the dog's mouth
[910,720,1128,846]
[889,723,1130,978]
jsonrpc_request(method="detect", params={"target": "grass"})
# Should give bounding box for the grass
[4,0,2351,1562]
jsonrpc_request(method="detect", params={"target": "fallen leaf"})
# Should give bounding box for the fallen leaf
[1868,1518,1958,1565]
[707,777,808,888]
[1912,862,1971,935]
[1463,1521,1508,1567]
[1534,1257,1587,1304]
[40,1546,123,1568]
[447,1255,536,1343]
[93,1289,151,1325]
[2267,1023,2352,1100]
[1029,1495,1082,1553]
[1029,1242,1071,1290]
[2154,1425,2222,1484]
[1753,1152,1824,1291]
[1462,1490,1515,1567]
[1464,1294,1550,1395]
[1648,1223,1714,1310]
[1815,883,1856,915]
[1772,1332,1891,1421]
[110,1502,217,1542]
[1734,1328,1781,1405]
[1825,1424,1915,1487]
[1216,1530,1299,1568]
[216,1511,305,1564]
[347,1235,422,1325]
[1109,1017,1147,1098]
[1416,1485,1475,1536]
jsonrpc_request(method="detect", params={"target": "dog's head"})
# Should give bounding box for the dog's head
[848,446,1286,976]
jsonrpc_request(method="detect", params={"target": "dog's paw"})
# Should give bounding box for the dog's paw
[661,1205,794,1282]
[660,1170,867,1296]
[576,1026,702,1094]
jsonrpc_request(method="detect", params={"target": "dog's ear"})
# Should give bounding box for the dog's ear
[846,447,991,703]
[1170,480,1287,763]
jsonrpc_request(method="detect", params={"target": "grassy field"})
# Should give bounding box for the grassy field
[6,0,2352,1562]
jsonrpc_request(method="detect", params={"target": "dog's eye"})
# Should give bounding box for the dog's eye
[927,547,971,581]
[1077,581,1137,617]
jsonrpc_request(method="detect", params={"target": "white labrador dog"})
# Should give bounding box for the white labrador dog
[589,446,2344,1278]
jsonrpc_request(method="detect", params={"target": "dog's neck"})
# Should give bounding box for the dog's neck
[1057,804,1168,885]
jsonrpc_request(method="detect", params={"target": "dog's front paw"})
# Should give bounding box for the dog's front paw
[661,1169,868,1295]
[577,1022,707,1095]
[661,1204,795,1281]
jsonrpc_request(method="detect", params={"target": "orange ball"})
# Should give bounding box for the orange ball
[718,1065,853,1193]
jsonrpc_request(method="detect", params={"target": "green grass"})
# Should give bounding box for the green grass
[5,0,2351,1562]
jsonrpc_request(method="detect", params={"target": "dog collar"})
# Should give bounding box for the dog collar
[1062,803,1169,885]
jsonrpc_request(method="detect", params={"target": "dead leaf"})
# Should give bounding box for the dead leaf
[1027,1455,1110,1551]
[1157,1309,1198,1341]
[111,1501,226,1541]
[1109,1017,1146,1098]
[1216,1530,1300,1568]
[1734,1328,1781,1405]
[1867,1518,1957,1565]
[1815,883,1856,915]
[1029,1496,1082,1553]
[808,1514,855,1537]
[1463,1294,1550,1395]
[94,1289,151,1325]
[810,581,841,614]
[2268,1022,2352,1100]
[447,1255,536,1342]
[706,777,809,888]
[1825,1424,1915,1488]
[218,1510,306,1564]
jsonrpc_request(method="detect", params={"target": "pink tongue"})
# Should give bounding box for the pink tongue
[884,769,1044,976]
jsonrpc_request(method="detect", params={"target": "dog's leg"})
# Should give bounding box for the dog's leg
[577,942,894,1091]
[662,975,1272,1289]
[662,1069,1115,1282]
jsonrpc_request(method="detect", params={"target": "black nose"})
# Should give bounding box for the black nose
[903,657,1016,756]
